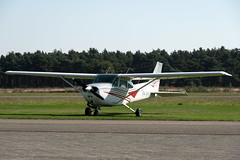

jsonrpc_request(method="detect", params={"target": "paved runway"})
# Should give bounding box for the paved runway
[0,119,240,160]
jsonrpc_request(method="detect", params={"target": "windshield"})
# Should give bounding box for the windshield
[93,75,117,84]
[113,78,133,88]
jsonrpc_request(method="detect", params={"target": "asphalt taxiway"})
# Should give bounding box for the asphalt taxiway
[0,119,239,160]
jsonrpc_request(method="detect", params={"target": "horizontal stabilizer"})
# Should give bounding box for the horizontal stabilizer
[151,91,188,97]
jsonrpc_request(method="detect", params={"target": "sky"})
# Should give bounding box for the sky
[0,0,239,55]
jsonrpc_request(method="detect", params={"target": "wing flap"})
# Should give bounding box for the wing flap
[5,71,97,79]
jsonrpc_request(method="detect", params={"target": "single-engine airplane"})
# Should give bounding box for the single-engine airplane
[5,62,232,116]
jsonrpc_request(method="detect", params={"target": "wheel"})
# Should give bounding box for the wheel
[135,108,142,117]
[94,109,99,116]
[85,107,91,116]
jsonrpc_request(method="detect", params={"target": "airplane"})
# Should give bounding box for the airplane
[5,62,232,117]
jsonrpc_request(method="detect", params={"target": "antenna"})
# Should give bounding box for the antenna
[126,67,130,74]
[106,67,110,74]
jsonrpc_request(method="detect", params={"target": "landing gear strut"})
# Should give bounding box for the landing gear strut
[94,109,99,116]
[123,104,142,117]
[85,103,100,116]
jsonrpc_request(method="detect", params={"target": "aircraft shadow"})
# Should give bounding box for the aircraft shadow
[0,112,134,117]
[98,112,132,117]
[0,113,83,117]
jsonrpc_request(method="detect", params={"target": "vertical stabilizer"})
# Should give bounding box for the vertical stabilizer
[151,62,163,92]
[153,62,163,73]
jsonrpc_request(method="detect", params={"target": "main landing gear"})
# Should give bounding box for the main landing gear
[85,103,100,116]
[123,104,142,117]
[135,108,142,117]
[85,103,142,117]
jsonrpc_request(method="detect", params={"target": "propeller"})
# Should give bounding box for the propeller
[89,86,104,100]
[74,79,104,100]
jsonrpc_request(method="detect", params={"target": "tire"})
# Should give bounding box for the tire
[85,107,91,116]
[135,108,142,117]
[94,110,99,116]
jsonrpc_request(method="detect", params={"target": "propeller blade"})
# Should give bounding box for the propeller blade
[73,79,104,100]
[90,90,104,100]
[90,86,104,100]
[74,79,104,100]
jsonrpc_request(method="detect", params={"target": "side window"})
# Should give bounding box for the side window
[127,81,133,88]
[120,80,127,88]
[113,78,119,87]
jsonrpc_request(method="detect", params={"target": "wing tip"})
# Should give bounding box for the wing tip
[5,71,13,75]
[220,71,232,77]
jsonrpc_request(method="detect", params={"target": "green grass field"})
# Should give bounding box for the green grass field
[0,92,240,121]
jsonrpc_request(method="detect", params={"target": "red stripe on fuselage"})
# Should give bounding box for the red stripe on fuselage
[104,92,131,103]
[150,80,160,87]
[128,90,139,98]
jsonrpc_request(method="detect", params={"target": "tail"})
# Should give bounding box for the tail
[153,62,163,74]
[151,62,163,92]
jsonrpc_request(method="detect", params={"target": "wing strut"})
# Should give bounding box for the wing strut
[60,77,82,93]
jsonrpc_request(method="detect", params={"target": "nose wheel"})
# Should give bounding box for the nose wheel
[85,107,92,116]
[93,109,99,116]
[85,104,100,116]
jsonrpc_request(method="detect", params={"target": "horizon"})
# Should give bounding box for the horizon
[1,46,239,56]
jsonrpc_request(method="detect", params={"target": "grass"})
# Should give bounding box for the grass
[0,92,240,120]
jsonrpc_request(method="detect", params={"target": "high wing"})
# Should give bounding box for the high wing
[5,71,97,79]
[5,71,232,80]
[118,71,232,80]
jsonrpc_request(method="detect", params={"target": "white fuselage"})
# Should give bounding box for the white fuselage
[81,80,160,107]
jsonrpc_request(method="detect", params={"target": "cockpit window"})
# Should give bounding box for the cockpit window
[119,80,133,88]
[93,75,117,84]
[114,78,133,88]
[113,78,119,87]
[127,81,133,88]
[120,80,127,88]
[93,75,134,88]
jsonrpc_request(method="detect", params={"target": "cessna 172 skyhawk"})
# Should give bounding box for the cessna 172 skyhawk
[5,62,231,116]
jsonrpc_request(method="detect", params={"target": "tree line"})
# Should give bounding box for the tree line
[0,46,238,88]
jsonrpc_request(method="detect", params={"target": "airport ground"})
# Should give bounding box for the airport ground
[0,89,240,159]
[0,119,240,160]
[0,91,240,120]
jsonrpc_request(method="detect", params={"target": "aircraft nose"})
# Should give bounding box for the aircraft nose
[86,86,104,100]
[85,86,92,91]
